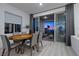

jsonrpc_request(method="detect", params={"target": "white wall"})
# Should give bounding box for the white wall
[0,4,30,36]
[33,7,65,17]
[71,36,79,55]
[0,4,30,54]
[74,4,79,36]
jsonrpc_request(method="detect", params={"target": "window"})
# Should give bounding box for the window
[15,24,21,32]
[5,23,9,33]
[5,12,22,34]
[5,23,21,34]
[5,23,14,33]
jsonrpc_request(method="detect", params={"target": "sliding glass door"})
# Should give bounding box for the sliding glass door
[56,13,66,42]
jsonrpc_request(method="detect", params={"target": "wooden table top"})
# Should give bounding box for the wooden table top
[9,34,32,41]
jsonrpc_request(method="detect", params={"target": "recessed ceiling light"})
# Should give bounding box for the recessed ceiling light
[44,16,48,19]
[40,3,43,6]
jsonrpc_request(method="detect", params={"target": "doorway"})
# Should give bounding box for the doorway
[40,14,54,41]
[32,13,66,42]
[55,13,66,42]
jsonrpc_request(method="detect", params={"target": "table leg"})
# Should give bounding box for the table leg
[30,39,32,56]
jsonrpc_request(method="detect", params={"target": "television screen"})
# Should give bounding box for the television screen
[44,21,54,33]
[44,21,54,30]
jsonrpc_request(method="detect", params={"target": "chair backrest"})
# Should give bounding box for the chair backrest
[31,32,39,46]
[0,35,10,49]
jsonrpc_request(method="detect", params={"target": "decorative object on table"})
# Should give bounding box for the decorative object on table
[25,25,30,29]
[22,25,30,34]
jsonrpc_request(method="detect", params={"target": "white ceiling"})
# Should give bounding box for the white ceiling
[9,3,67,14]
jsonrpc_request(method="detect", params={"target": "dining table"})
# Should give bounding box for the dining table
[9,34,32,41]
[9,34,33,54]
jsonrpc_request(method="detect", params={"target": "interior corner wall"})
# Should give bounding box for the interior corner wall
[0,4,30,36]
[0,4,30,54]
[74,4,79,36]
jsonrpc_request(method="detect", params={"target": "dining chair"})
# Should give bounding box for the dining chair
[30,31,39,55]
[0,35,21,56]
[22,31,39,55]
[38,32,43,47]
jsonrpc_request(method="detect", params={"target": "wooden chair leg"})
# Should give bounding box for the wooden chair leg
[2,49,5,56]
[7,49,10,56]
[30,40,32,56]
[20,45,24,54]
[30,47,32,56]
[36,44,39,52]
[15,47,17,52]
[15,47,19,53]
[32,46,35,50]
